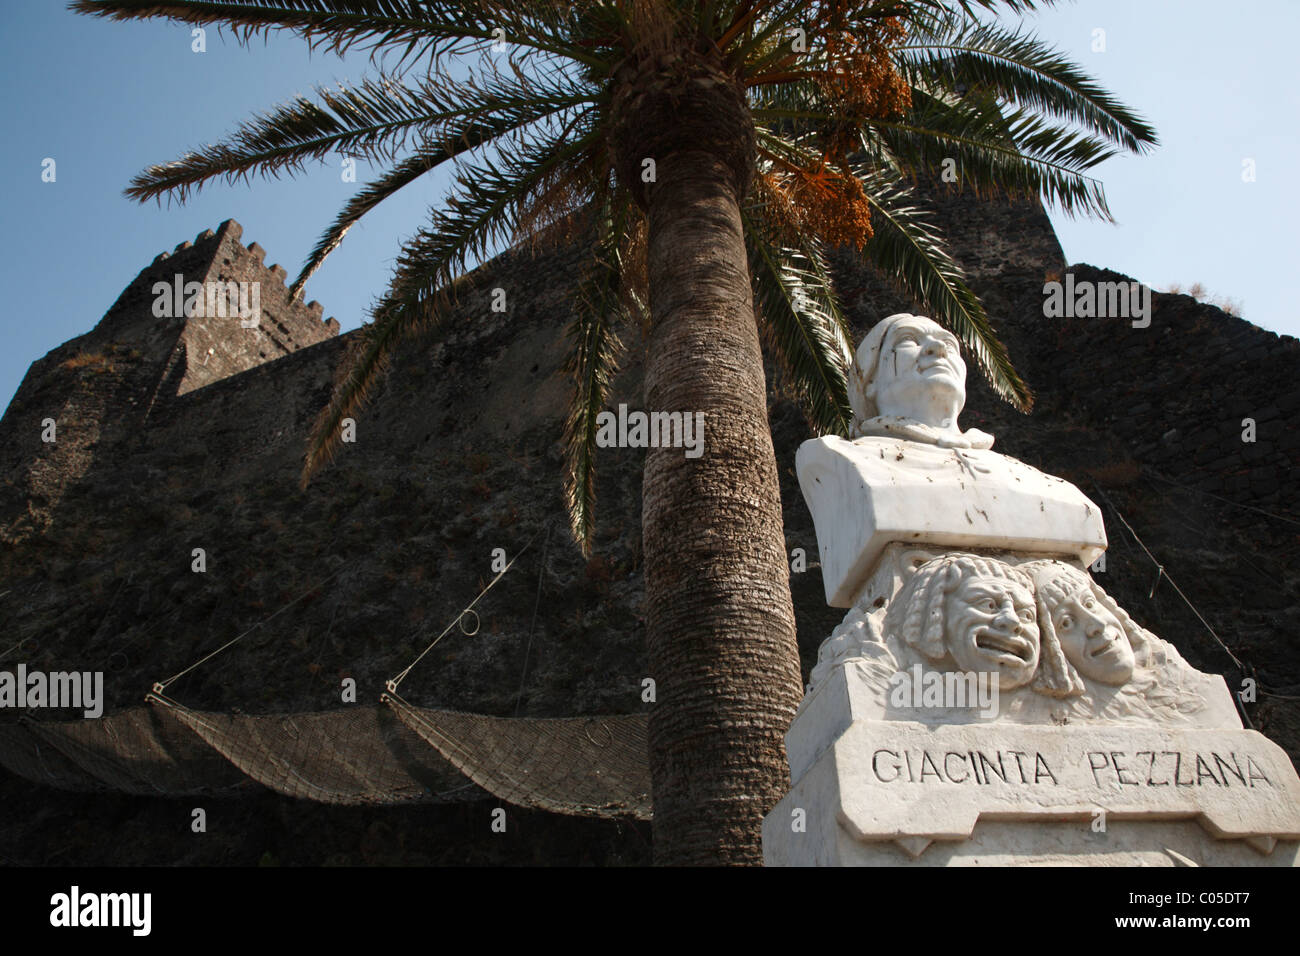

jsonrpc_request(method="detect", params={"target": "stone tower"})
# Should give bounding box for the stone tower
[0,219,339,542]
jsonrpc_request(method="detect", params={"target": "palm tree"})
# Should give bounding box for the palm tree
[73,0,1156,864]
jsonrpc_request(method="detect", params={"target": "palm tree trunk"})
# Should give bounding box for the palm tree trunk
[641,144,804,866]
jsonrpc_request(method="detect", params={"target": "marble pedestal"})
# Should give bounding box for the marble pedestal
[763,663,1300,866]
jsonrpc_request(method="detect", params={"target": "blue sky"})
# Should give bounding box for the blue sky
[2,0,1296,411]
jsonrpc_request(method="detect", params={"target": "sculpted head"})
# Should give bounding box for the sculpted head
[1030,562,1142,687]
[886,554,1044,692]
[850,314,967,435]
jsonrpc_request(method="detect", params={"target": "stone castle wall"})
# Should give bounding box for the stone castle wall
[1036,263,1299,508]
[2,190,1298,864]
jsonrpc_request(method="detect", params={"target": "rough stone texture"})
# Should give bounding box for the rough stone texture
[0,220,338,541]
[2,177,1298,864]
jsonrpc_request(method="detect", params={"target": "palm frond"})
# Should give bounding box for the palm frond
[853,166,1032,411]
[128,69,593,203]
[755,73,1116,219]
[869,92,1118,219]
[901,16,1158,153]
[561,195,638,552]
[290,149,444,301]
[720,0,807,71]
[71,0,607,71]
[931,0,1067,13]
[743,202,854,436]
[290,87,597,296]
[302,113,600,482]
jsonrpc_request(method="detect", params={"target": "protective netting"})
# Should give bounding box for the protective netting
[162,700,483,806]
[16,705,250,796]
[0,520,655,817]
[0,701,651,819]
[386,694,652,819]
[0,720,112,793]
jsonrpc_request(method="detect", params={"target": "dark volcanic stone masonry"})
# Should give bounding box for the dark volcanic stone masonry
[2,181,1297,864]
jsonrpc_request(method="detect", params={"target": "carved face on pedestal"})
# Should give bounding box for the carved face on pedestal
[944,575,1040,690]
[1043,581,1136,685]
[887,554,1044,694]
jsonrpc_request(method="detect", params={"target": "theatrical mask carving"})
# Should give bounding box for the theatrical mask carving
[884,554,1042,694]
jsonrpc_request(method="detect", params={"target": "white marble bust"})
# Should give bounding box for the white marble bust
[797,314,1106,607]
[795,315,1237,728]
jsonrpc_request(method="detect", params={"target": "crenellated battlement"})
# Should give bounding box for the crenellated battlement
[88,219,341,398]
[139,221,338,335]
